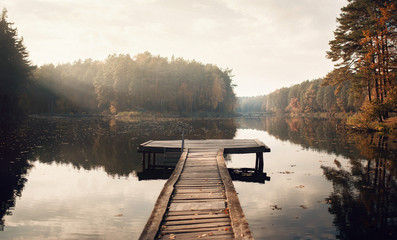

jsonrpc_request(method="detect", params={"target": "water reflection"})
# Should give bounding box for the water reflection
[1,116,396,239]
[0,117,237,233]
[0,123,33,231]
[228,168,270,184]
[238,117,397,239]
[322,134,397,239]
[137,152,180,180]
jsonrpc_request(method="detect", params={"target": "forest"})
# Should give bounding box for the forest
[0,8,236,119]
[238,0,397,125]
[237,79,356,115]
[29,53,236,115]
[1,0,396,122]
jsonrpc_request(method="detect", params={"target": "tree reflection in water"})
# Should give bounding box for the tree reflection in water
[322,133,397,240]
[239,117,397,240]
[0,117,237,232]
[1,116,396,238]
[0,123,32,231]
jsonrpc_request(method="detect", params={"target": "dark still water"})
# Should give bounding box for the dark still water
[0,117,396,239]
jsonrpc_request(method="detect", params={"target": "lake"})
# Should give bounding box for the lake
[0,116,396,239]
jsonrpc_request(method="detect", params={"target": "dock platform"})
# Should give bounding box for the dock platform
[138,139,270,240]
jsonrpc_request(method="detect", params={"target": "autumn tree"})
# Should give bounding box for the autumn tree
[326,0,397,121]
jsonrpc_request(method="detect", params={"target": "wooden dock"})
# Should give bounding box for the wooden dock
[138,139,270,240]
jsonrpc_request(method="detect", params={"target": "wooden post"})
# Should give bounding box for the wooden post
[148,152,151,169]
[153,153,156,168]
[142,152,146,169]
[258,152,264,173]
[255,152,260,171]
[181,129,185,152]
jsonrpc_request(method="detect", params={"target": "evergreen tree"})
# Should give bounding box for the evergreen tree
[326,0,397,120]
[0,8,32,119]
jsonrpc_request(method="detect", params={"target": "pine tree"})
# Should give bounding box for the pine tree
[326,0,397,120]
[0,8,32,119]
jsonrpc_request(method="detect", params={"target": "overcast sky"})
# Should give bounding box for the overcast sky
[3,0,347,96]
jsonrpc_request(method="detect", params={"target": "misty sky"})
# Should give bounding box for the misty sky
[3,0,347,96]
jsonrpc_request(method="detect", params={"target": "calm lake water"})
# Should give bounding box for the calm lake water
[0,116,396,240]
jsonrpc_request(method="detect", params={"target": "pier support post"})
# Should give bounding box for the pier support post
[256,152,264,172]
[142,152,146,169]
[148,153,151,169]
[258,152,264,172]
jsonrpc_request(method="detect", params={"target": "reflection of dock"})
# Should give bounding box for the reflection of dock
[138,165,271,184]
[228,168,270,184]
[138,139,270,240]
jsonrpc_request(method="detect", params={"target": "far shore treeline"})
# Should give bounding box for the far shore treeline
[1,0,396,126]
[30,53,236,115]
[0,8,236,119]
[237,78,354,114]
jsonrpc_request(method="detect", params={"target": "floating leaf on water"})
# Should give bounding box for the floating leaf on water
[279,171,294,174]
[318,199,332,204]
[271,205,282,210]
[334,159,342,168]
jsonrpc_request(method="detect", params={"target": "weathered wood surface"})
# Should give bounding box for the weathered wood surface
[158,148,239,239]
[139,139,271,240]
[139,151,188,240]
[138,139,270,154]
[139,148,254,239]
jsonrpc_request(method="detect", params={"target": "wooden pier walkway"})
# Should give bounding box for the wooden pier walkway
[138,139,270,240]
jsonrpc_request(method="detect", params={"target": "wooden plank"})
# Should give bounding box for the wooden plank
[140,140,153,147]
[171,199,225,203]
[166,210,226,216]
[174,184,223,188]
[254,138,271,152]
[139,150,188,240]
[172,193,224,199]
[161,222,232,232]
[164,217,231,226]
[177,176,221,180]
[175,186,223,190]
[160,226,233,234]
[178,178,222,185]
[216,150,253,240]
[166,213,229,221]
[139,139,271,154]
[174,189,224,194]
[159,231,234,240]
[169,200,225,211]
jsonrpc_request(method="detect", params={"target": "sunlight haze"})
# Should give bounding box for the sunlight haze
[2,0,347,96]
